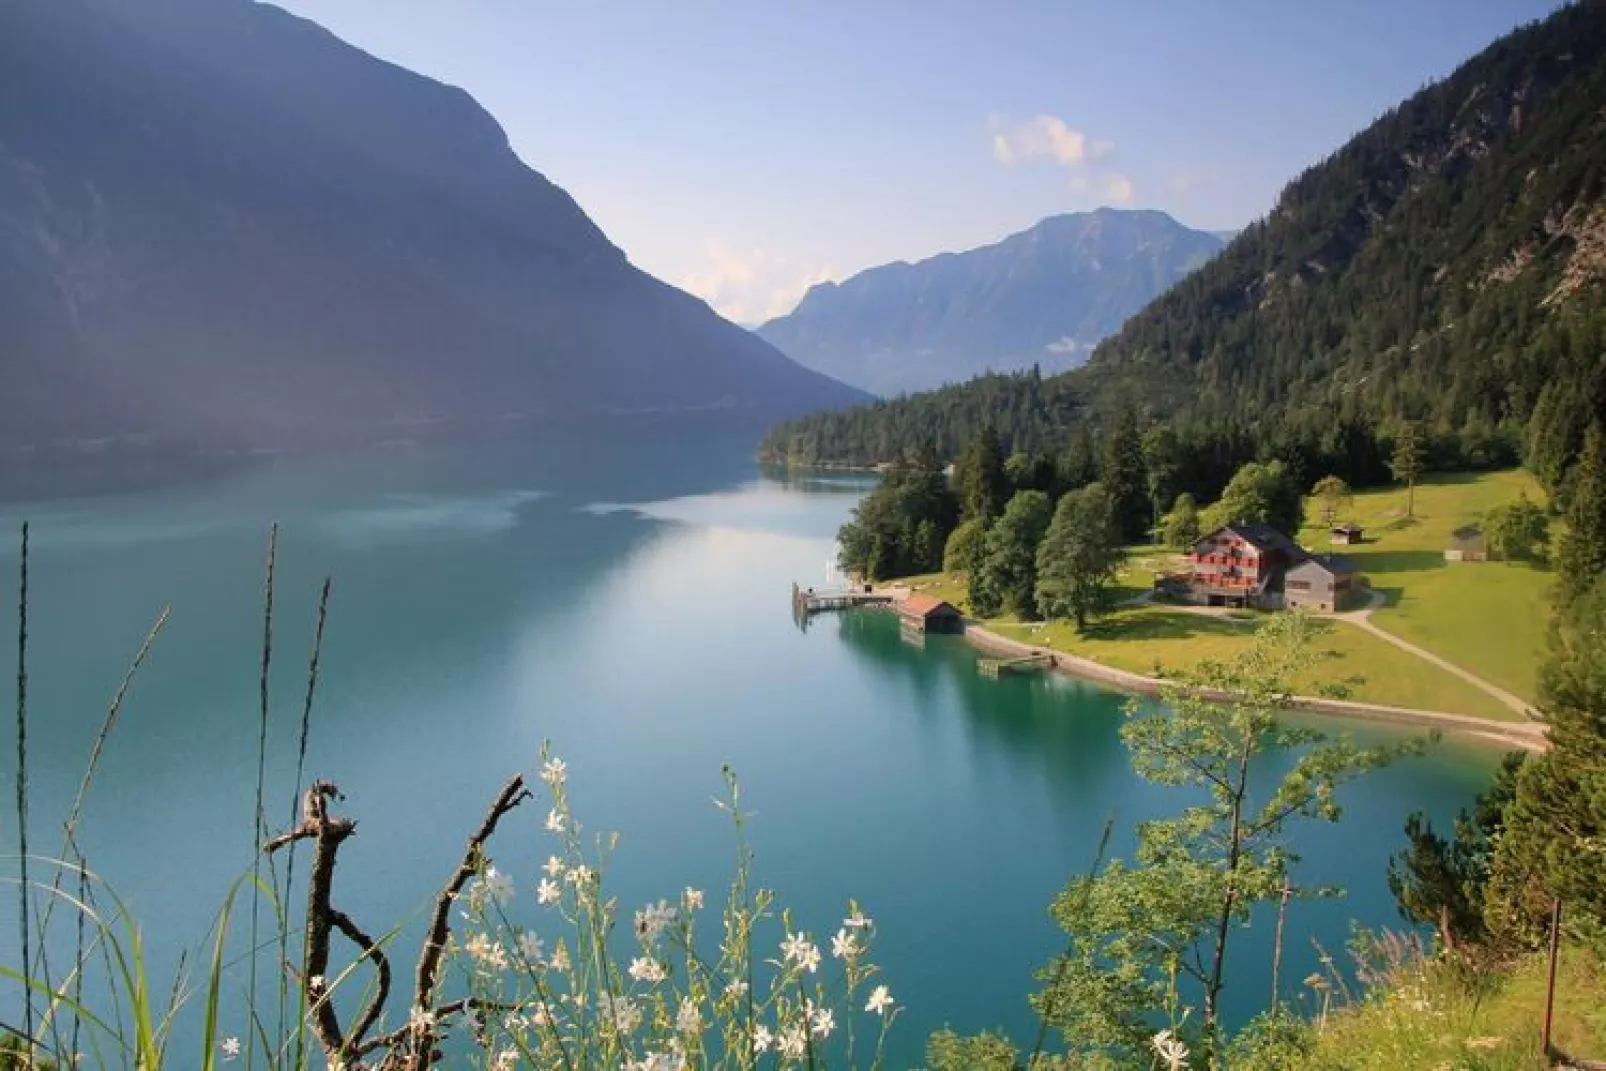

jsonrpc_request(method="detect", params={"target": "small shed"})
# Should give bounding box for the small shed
[899,593,964,634]
[1445,525,1488,563]
[1285,554,1363,612]
[1330,524,1365,546]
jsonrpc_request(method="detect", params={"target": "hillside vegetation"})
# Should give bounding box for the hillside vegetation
[763,1,1606,508]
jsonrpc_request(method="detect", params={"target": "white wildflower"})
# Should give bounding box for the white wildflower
[831,927,859,960]
[635,899,678,943]
[543,855,565,877]
[1152,1028,1190,1071]
[843,910,873,930]
[781,931,821,973]
[540,757,567,786]
[482,866,514,907]
[683,887,705,911]
[811,1006,835,1038]
[779,1024,807,1058]
[464,933,509,971]
[518,931,545,966]
[675,997,703,1034]
[629,956,667,983]
[752,1024,774,1054]
[548,945,571,973]
[221,1037,241,1060]
[409,1006,436,1031]
[491,1049,518,1071]
[308,975,325,991]
[627,1055,687,1071]
[537,877,560,905]
[725,978,750,1000]
[545,808,565,833]
[598,993,642,1035]
[566,864,594,887]
[865,985,894,1016]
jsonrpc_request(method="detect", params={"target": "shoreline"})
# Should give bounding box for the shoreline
[954,617,1549,753]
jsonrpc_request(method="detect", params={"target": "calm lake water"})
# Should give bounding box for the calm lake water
[0,426,1498,1064]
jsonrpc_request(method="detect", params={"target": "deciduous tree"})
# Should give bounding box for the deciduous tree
[1035,614,1412,1061]
[1484,493,1549,563]
[1310,475,1353,528]
[1163,492,1202,550]
[1035,482,1124,632]
[971,490,1053,618]
[1201,460,1304,536]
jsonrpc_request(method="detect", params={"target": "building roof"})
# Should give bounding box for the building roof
[1290,553,1359,578]
[1449,524,1486,547]
[1331,523,1364,534]
[1200,523,1301,555]
[902,593,960,618]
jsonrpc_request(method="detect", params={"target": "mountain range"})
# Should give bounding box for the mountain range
[762,0,1606,486]
[755,209,1224,396]
[0,0,863,482]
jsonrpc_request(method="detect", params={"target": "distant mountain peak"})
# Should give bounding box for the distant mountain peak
[757,208,1224,396]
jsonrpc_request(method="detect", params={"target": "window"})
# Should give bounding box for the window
[1288,580,1311,591]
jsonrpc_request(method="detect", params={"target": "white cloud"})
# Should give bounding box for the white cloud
[1045,336,1082,354]
[680,241,836,325]
[1102,173,1136,205]
[1090,138,1117,161]
[988,113,1096,169]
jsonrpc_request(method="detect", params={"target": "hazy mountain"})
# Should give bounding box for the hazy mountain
[761,2,1606,474]
[0,0,864,479]
[755,209,1224,396]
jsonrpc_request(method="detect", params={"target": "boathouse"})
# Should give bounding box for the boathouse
[899,593,963,634]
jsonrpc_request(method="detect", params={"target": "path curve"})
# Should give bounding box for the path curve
[1117,587,1532,718]
[1336,589,1535,719]
[873,585,1546,750]
[960,622,1547,752]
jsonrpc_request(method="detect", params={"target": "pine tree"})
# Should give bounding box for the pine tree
[1101,406,1149,542]
[1485,575,1606,948]
[1059,425,1099,491]
[956,425,1009,523]
[1390,423,1426,518]
[1141,424,1182,537]
[1558,422,1606,604]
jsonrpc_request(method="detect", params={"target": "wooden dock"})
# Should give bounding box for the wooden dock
[791,583,893,621]
[978,652,1056,679]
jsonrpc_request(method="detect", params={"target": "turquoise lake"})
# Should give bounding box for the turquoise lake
[0,426,1499,1065]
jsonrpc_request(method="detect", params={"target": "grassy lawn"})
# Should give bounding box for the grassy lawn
[891,469,1553,721]
[897,575,1518,722]
[991,610,1518,722]
[1297,470,1553,704]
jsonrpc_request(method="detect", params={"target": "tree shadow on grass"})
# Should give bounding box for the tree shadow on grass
[1083,610,1252,643]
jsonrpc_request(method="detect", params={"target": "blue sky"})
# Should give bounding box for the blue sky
[273,0,1560,324]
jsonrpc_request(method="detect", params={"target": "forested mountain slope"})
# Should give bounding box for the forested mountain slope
[763,1,1606,497]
